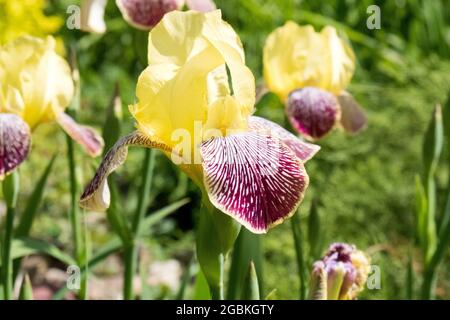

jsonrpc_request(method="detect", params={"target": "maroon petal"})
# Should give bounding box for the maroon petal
[116,0,183,30]
[248,116,320,162]
[80,131,172,211]
[201,132,309,234]
[337,91,367,134]
[57,112,104,157]
[287,87,340,141]
[0,114,31,179]
[186,0,216,12]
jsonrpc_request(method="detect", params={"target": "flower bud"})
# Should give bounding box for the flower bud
[310,243,370,300]
[287,87,340,140]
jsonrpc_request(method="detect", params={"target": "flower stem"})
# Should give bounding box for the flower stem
[422,267,437,300]
[210,254,224,300]
[66,134,87,299]
[291,211,307,300]
[1,171,19,300]
[123,148,155,300]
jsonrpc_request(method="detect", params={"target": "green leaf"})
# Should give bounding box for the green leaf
[3,170,19,208]
[16,155,56,237]
[421,106,443,263]
[241,261,260,300]
[423,105,443,180]
[443,95,450,144]
[8,238,76,267]
[133,30,149,68]
[19,274,33,300]
[52,237,122,300]
[264,288,278,300]
[107,181,132,244]
[439,96,450,237]
[193,268,210,300]
[175,257,194,300]
[406,253,414,299]
[138,198,190,237]
[415,175,428,251]
[196,198,240,299]
[291,210,308,300]
[307,198,322,260]
[102,84,123,153]
[227,228,263,299]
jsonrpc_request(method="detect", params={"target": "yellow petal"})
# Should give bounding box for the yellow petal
[0,35,74,129]
[130,10,255,150]
[263,22,355,101]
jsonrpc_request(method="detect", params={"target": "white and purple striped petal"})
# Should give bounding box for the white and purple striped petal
[201,132,309,234]
[287,87,340,141]
[0,114,31,179]
[80,131,172,211]
[248,116,320,162]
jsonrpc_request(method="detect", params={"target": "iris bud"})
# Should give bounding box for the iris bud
[310,243,370,300]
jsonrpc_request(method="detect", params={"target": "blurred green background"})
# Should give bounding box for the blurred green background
[12,0,450,299]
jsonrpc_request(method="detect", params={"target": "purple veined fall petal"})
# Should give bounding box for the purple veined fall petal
[79,131,173,211]
[116,0,184,30]
[56,112,104,157]
[337,91,367,134]
[200,131,309,234]
[0,114,31,179]
[287,87,341,141]
[248,116,320,162]
[185,0,216,12]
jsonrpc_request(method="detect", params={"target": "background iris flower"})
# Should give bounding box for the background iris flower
[0,36,104,178]
[116,0,217,30]
[263,22,367,140]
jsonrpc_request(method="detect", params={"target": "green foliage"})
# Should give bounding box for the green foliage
[7,0,450,300]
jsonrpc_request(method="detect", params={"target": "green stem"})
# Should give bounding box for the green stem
[123,148,155,300]
[210,254,224,300]
[2,207,15,300]
[422,266,437,300]
[1,171,19,300]
[66,134,86,299]
[291,211,307,300]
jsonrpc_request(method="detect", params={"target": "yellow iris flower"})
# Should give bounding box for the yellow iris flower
[263,22,366,140]
[81,10,319,234]
[0,35,103,178]
[264,22,355,101]
[0,0,62,44]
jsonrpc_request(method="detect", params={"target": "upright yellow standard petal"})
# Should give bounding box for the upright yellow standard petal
[263,22,355,101]
[130,10,255,150]
[0,35,74,129]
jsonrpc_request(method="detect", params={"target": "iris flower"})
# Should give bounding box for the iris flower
[0,0,62,44]
[310,243,370,300]
[116,0,217,30]
[263,22,367,140]
[0,35,104,178]
[80,10,319,234]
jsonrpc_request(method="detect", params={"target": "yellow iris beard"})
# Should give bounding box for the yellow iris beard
[130,10,256,150]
